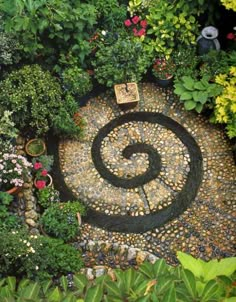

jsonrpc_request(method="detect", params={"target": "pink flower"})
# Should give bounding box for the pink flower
[34,162,42,170]
[137,28,146,36]
[140,20,148,28]
[124,19,132,27]
[35,180,46,189]
[133,27,139,36]
[132,16,140,24]
[226,32,236,40]
[41,169,47,177]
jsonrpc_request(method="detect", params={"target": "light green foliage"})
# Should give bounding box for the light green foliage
[40,201,86,242]
[0,65,62,136]
[36,187,60,209]
[145,0,199,58]
[0,110,18,139]
[92,34,151,87]
[174,75,223,113]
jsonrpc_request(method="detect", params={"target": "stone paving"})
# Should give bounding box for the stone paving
[59,83,235,264]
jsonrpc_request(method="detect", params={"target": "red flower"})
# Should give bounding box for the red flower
[124,19,132,27]
[138,28,146,37]
[140,20,148,28]
[41,169,48,177]
[132,16,140,24]
[133,27,139,36]
[227,32,236,40]
[35,180,46,189]
[34,162,43,170]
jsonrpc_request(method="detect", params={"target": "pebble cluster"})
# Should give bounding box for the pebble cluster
[59,83,235,264]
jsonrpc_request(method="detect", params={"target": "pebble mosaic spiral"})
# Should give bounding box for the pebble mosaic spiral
[58,92,203,233]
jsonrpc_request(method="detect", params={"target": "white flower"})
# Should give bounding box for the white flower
[101,30,107,36]
[35,266,39,270]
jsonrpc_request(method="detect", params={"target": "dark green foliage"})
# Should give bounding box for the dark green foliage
[40,201,86,242]
[92,34,151,87]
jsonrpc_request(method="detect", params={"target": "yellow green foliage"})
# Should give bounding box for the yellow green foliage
[213,66,236,138]
[220,0,236,11]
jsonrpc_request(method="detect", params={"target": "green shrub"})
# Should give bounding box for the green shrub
[36,187,60,209]
[40,201,86,242]
[0,229,83,280]
[0,65,62,136]
[92,34,151,87]
[61,66,93,97]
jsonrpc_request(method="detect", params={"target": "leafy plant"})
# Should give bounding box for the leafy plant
[25,138,46,156]
[0,191,21,231]
[61,66,93,97]
[211,66,236,138]
[0,65,63,136]
[174,75,223,113]
[0,110,19,139]
[152,57,176,79]
[0,0,97,64]
[92,34,150,87]
[36,187,60,209]
[40,201,86,242]
[145,0,199,58]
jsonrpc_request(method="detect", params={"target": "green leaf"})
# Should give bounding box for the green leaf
[201,280,220,301]
[203,258,236,282]
[139,262,154,279]
[6,277,16,292]
[73,274,88,290]
[181,269,197,299]
[84,285,103,302]
[198,92,208,104]
[194,81,205,90]
[195,103,203,113]
[184,100,196,110]
[47,287,62,302]
[41,280,53,295]
[21,283,40,300]
[182,77,195,90]
[180,92,192,101]
[162,284,176,302]
[105,281,122,298]
[223,298,236,302]
[153,259,168,277]
[154,276,173,295]
[177,252,204,279]
[60,276,68,292]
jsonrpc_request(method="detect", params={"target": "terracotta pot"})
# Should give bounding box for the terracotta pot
[6,186,22,195]
[25,138,46,157]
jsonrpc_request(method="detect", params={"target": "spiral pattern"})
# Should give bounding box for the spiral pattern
[58,89,203,232]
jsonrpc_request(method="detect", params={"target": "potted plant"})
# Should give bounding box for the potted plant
[0,150,32,194]
[25,138,46,157]
[92,32,151,105]
[40,201,86,242]
[32,155,54,190]
[36,186,60,209]
[152,57,176,87]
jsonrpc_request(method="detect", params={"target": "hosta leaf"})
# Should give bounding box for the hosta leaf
[162,284,176,302]
[184,100,196,110]
[198,92,208,104]
[182,76,195,90]
[201,280,220,301]
[84,285,103,302]
[194,81,205,90]
[203,258,236,282]
[195,103,203,113]
[180,92,192,101]
[177,252,205,278]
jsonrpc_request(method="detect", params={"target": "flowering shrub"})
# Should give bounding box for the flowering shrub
[124,15,148,37]
[0,152,32,191]
[152,58,176,79]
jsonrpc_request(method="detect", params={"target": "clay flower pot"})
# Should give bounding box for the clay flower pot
[34,174,53,189]
[25,138,46,157]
